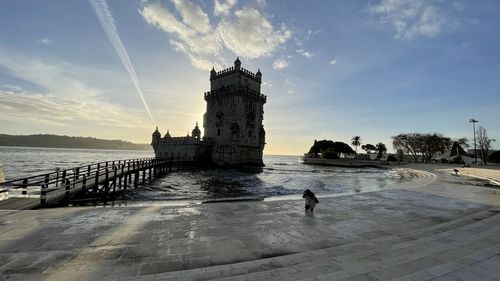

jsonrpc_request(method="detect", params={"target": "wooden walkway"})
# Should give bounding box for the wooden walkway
[0,157,193,210]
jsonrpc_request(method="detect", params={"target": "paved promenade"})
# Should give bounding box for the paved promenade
[1,166,500,280]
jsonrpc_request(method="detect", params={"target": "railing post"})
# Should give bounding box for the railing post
[65,178,70,198]
[21,178,28,195]
[112,166,117,194]
[128,162,132,184]
[142,161,146,184]
[104,168,109,202]
[40,174,49,205]
[82,174,87,190]
[149,160,152,183]
[40,183,47,205]
[94,166,100,197]
[119,164,124,189]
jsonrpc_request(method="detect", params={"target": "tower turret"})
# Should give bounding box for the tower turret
[234,57,241,70]
[151,126,161,145]
[192,122,201,140]
[256,68,262,81]
[210,67,216,80]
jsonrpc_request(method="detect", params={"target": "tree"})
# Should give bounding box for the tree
[375,142,387,159]
[456,137,469,150]
[419,133,451,162]
[392,133,450,162]
[476,126,495,165]
[362,144,376,154]
[308,140,355,159]
[488,151,500,163]
[392,133,420,162]
[351,136,362,153]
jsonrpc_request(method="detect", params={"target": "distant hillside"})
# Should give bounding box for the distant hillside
[0,134,152,151]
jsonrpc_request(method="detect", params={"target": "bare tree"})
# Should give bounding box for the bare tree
[392,133,420,162]
[476,126,495,165]
[392,133,450,162]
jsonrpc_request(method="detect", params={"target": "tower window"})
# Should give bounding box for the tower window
[248,130,252,137]
[217,129,221,136]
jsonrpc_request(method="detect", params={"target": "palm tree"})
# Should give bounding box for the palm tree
[375,142,387,160]
[351,136,362,153]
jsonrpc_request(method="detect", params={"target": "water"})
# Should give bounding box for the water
[0,146,405,202]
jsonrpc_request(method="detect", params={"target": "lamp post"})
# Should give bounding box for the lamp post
[469,118,478,164]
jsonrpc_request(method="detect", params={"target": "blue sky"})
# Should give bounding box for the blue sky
[0,0,499,155]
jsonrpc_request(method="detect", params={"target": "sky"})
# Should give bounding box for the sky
[0,0,499,155]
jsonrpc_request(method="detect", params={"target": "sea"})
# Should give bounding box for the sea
[0,146,406,202]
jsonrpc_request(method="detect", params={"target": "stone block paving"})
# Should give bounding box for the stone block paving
[0,187,499,280]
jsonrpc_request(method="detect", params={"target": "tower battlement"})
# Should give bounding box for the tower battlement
[203,86,266,102]
[209,57,262,94]
[211,66,261,82]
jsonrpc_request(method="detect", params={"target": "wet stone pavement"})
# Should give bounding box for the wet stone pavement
[0,184,498,281]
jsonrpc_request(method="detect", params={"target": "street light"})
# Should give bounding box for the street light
[469,118,478,164]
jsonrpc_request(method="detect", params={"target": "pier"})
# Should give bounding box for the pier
[0,157,194,210]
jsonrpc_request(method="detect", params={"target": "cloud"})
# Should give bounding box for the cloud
[296,48,314,58]
[273,58,289,70]
[0,49,149,128]
[139,2,291,69]
[39,38,52,44]
[2,84,23,91]
[140,2,220,69]
[218,8,291,59]
[370,0,448,39]
[329,58,337,65]
[90,0,155,124]
[214,0,237,16]
[171,0,211,33]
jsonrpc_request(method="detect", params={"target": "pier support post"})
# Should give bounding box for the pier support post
[142,165,146,184]
[134,171,139,188]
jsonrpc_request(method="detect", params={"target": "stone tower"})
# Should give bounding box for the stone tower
[203,57,266,165]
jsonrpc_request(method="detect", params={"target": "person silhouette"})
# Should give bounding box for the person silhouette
[302,189,319,212]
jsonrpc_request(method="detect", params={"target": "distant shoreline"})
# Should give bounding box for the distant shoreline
[0,145,152,152]
[0,134,152,151]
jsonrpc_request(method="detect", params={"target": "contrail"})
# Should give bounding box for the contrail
[89,0,155,124]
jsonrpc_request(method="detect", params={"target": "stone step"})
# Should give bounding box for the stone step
[130,209,500,281]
